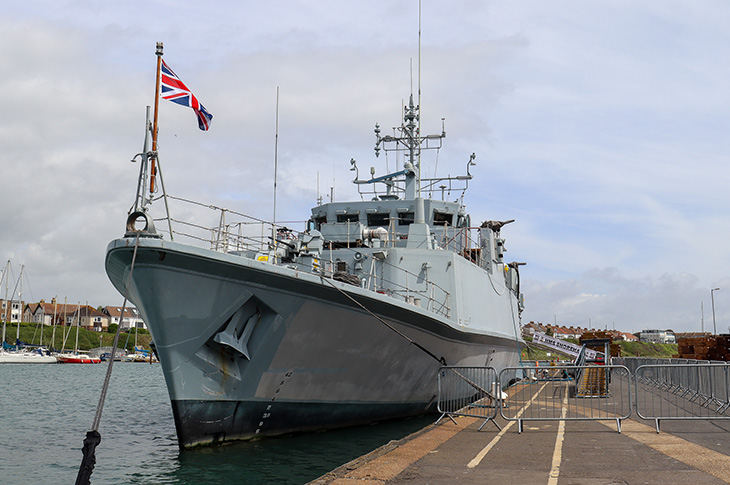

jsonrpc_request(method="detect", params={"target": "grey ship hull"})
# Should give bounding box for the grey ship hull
[106,237,520,448]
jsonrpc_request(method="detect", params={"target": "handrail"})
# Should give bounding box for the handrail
[143,193,454,319]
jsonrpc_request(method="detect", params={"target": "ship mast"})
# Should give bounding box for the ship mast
[131,43,163,215]
[404,95,419,201]
[128,42,168,239]
[149,42,163,196]
[370,0,447,223]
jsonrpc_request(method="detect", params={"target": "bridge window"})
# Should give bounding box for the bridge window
[337,213,359,223]
[312,215,327,230]
[367,213,390,227]
[398,212,414,226]
[433,212,453,226]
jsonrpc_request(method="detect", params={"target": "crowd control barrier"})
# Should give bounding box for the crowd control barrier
[436,366,501,430]
[436,360,730,434]
[497,364,632,433]
[632,362,730,432]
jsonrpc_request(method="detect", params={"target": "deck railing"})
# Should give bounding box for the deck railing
[149,194,453,318]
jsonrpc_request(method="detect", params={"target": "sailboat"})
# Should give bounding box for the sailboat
[0,347,57,364]
[56,303,101,364]
[0,262,56,364]
[56,354,101,364]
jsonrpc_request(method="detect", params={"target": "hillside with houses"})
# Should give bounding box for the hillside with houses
[521,321,706,345]
[1,297,146,332]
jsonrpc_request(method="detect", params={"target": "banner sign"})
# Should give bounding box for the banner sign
[532,332,602,359]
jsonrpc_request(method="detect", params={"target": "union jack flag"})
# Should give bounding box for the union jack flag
[160,59,213,131]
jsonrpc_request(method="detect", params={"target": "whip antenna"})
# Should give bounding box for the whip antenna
[273,86,280,243]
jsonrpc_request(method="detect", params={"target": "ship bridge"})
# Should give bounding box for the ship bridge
[310,197,469,251]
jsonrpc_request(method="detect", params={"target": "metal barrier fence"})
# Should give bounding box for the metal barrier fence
[437,361,730,434]
[436,366,501,430]
[498,365,632,433]
[632,363,730,432]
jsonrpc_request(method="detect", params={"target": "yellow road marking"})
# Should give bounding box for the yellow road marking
[328,379,730,484]
[547,387,569,485]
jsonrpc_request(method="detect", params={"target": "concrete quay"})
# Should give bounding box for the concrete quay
[311,412,730,484]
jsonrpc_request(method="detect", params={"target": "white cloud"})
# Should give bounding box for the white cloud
[1,1,730,334]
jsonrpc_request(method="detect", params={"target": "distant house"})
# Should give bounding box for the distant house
[605,330,638,342]
[66,305,110,332]
[674,332,712,341]
[24,298,77,326]
[558,326,586,340]
[1,298,25,323]
[102,306,146,330]
[551,326,574,340]
[618,332,639,342]
[521,322,545,338]
[639,329,676,344]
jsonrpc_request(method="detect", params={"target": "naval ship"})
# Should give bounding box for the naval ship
[106,85,525,448]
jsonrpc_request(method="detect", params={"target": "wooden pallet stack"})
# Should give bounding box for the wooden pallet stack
[675,335,730,361]
[579,331,621,357]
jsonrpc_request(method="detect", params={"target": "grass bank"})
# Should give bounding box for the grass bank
[523,336,678,360]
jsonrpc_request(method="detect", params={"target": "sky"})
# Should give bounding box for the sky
[1,0,729,335]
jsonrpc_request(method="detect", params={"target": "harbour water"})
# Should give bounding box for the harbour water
[0,362,434,484]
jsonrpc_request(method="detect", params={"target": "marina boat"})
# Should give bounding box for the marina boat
[0,348,57,364]
[56,353,102,364]
[105,45,525,448]
[54,303,102,363]
[100,351,125,361]
[0,262,52,363]
[123,350,158,363]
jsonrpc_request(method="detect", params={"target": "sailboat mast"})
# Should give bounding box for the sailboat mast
[74,302,81,354]
[16,265,23,346]
[61,297,70,353]
[149,42,164,196]
[51,297,58,351]
[1,260,9,348]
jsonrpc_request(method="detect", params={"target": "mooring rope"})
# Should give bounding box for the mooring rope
[75,233,141,485]
[320,272,501,402]
[319,274,446,366]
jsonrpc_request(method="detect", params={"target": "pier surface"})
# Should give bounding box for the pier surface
[311,410,730,484]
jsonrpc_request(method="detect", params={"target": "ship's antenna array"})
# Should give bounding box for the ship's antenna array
[350,0,475,205]
[417,0,422,197]
[273,86,280,241]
